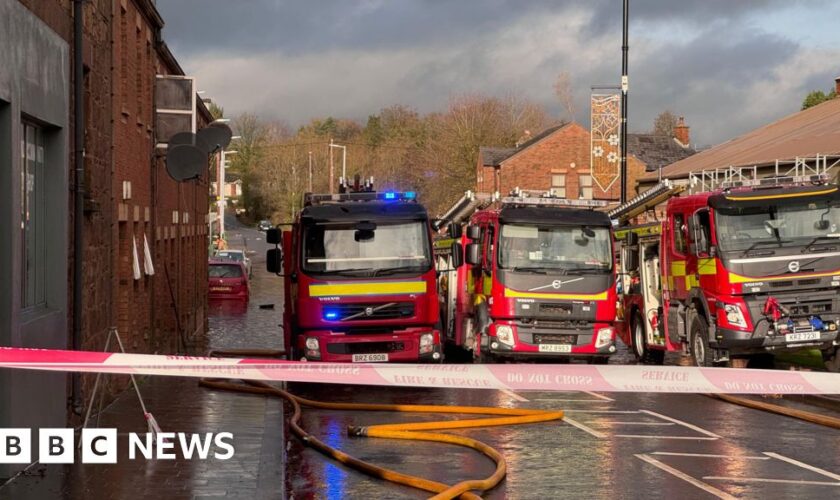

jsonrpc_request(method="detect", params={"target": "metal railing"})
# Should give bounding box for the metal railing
[687,154,839,193]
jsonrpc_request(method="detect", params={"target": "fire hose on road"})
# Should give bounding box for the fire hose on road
[200,349,565,499]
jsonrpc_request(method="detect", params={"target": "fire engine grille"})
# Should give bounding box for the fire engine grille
[517,319,589,330]
[786,301,832,316]
[533,333,577,345]
[326,341,406,355]
[539,303,573,315]
[331,302,415,320]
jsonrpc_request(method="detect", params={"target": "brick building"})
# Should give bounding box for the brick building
[476,121,695,200]
[1,0,210,479]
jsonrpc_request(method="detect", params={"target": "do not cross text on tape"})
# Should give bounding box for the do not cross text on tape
[1,347,839,395]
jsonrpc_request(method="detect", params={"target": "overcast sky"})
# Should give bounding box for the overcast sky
[156,0,840,147]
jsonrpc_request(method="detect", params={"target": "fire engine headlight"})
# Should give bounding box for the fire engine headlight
[595,327,615,349]
[723,304,747,328]
[495,325,515,346]
[419,333,435,354]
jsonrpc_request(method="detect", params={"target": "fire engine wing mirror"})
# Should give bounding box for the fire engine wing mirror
[465,242,481,265]
[448,222,463,239]
[266,248,283,275]
[466,225,482,241]
[626,231,639,247]
[266,228,282,245]
[623,247,639,272]
[450,242,464,268]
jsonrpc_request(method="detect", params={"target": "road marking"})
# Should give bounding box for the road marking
[562,410,640,414]
[635,454,736,500]
[764,452,840,482]
[704,477,840,486]
[589,421,675,426]
[640,409,722,438]
[562,416,607,438]
[500,389,529,402]
[652,452,769,460]
[582,391,614,401]
[617,435,718,440]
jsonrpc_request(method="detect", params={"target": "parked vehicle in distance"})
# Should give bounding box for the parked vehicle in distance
[258,220,273,231]
[215,249,252,277]
[208,259,250,301]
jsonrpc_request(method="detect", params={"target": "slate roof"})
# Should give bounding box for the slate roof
[626,134,696,173]
[641,96,840,182]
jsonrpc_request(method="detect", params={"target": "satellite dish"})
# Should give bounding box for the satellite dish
[169,131,211,154]
[166,144,207,181]
[197,122,233,153]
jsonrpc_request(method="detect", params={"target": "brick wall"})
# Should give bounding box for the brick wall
[18,0,210,421]
[477,122,648,200]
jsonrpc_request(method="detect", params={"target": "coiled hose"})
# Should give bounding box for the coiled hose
[200,349,565,499]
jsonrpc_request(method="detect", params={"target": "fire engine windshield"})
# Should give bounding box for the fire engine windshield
[302,220,431,275]
[498,224,612,272]
[715,200,840,252]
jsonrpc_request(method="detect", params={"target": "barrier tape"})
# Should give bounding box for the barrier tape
[1,347,839,394]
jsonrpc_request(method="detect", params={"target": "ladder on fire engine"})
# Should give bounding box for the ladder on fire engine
[608,179,686,225]
[687,154,838,194]
[433,191,498,230]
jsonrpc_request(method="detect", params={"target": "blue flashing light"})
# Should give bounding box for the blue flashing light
[404,191,416,199]
[384,192,396,200]
[324,310,339,320]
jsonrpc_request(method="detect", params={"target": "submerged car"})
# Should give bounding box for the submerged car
[214,249,252,277]
[208,259,250,301]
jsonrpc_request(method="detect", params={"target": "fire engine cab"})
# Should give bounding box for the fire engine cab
[436,189,618,363]
[266,177,443,363]
[613,167,840,370]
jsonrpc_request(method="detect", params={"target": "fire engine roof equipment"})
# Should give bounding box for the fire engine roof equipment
[499,206,611,227]
[301,198,429,222]
[708,184,839,210]
[433,191,498,230]
[608,180,686,224]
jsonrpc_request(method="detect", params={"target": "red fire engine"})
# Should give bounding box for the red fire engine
[266,178,443,363]
[435,190,618,363]
[613,167,840,370]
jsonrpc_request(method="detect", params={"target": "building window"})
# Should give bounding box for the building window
[551,174,566,198]
[578,174,593,199]
[21,121,46,308]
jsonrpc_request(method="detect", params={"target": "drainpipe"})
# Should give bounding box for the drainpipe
[72,0,85,415]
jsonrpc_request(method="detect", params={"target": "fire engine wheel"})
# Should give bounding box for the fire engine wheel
[690,316,715,367]
[632,313,664,365]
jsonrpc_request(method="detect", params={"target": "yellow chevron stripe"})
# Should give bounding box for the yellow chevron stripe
[504,288,608,300]
[309,281,426,297]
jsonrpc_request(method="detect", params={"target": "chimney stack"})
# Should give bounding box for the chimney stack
[674,117,690,146]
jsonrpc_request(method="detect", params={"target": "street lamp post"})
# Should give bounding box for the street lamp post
[308,150,313,192]
[329,142,347,191]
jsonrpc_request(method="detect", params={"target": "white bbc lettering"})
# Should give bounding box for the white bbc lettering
[214,432,235,460]
[178,433,213,460]
[39,428,74,464]
[81,428,117,464]
[0,429,31,464]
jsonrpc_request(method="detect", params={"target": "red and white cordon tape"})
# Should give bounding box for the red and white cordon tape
[1,347,838,394]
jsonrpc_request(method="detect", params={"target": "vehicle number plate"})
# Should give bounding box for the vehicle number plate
[538,344,572,353]
[352,353,389,363]
[785,331,820,343]
[211,286,232,292]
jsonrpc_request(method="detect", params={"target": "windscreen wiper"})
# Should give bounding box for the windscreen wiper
[326,268,376,276]
[740,239,792,257]
[509,266,550,275]
[800,234,840,253]
[372,265,424,276]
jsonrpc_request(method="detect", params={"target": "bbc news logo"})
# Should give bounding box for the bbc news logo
[0,429,235,464]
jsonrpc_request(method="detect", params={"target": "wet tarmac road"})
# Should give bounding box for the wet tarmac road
[3,215,839,499]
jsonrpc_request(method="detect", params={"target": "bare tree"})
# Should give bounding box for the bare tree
[553,71,576,122]
[653,110,679,137]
